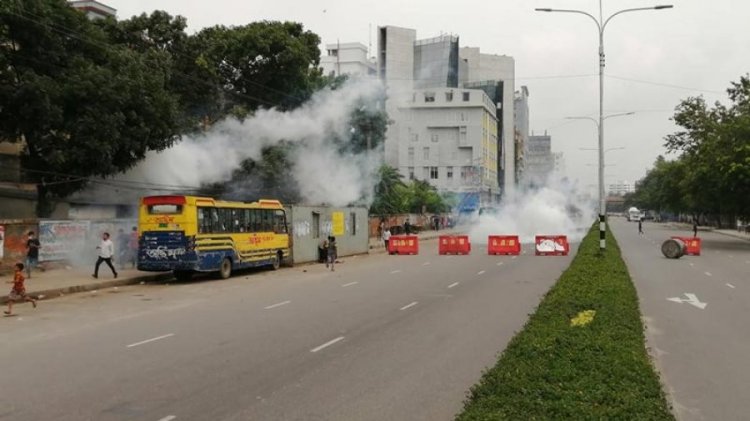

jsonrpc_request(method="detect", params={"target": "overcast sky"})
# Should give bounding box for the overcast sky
[107,0,750,192]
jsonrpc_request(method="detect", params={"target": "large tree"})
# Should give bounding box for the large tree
[0,0,181,214]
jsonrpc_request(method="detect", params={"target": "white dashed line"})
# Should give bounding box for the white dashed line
[400,301,418,311]
[511,256,517,260]
[726,283,736,289]
[127,333,175,348]
[341,282,358,288]
[158,416,177,421]
[447,282,459,289]
[477,270,486,276]
[496,262,504,266]
[310,336,345,353]
[264,300,291,310]
[423,262,431,266]
[705,272,712,277]
[390,270,402,274]
[689,263,694,267]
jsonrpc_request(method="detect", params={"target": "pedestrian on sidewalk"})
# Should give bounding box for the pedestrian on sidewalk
[404,218,411,235]
[5,263,37,315]
[693,221,698,238]
[25,231,41,279]
[382,227,392,250]
[92,232,118,279]
[128,226,139,268]
[327,236,337,272]
[116,228,129,270]
[638,219,644,235]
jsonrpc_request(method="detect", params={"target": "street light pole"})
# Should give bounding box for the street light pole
[536,2,672,251]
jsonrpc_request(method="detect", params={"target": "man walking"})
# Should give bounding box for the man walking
[25,231,41,279]
[93,232,118,279]
[382,227,392,251]
[693,221,698,238]
[327,236,337,272]
[638,219,644,235]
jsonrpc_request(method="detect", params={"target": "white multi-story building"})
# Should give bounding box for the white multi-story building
[524,133,555,187]
[320,42,376,78]
[397,88,498,201]
[514,86,530,183]
[376,26,515,206]
[68,1,116,19]
[608,180,635,195]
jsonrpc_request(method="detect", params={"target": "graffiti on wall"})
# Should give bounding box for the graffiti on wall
[293,221,311,238]
[39,220,90,261]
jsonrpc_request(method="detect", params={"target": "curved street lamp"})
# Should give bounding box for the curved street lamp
[536,2,672,251]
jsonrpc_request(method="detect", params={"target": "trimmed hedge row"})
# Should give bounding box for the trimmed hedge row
[457,225,673,420]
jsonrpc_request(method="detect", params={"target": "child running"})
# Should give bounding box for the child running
[5,263,37,315]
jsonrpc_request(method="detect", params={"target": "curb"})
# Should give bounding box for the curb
[711,229,750,242]
[0,273,173,304]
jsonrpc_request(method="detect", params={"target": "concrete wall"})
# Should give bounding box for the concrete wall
[287,206,369,264]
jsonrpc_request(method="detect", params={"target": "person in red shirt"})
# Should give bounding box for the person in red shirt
[5,263,37,315]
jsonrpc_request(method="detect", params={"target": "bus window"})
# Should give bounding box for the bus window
[274,210,287,234]
[261,210,273,232]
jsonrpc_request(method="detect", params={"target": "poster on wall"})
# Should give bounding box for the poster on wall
[39,220,90,262]
[0,225,5,259]
[331,212,345,236]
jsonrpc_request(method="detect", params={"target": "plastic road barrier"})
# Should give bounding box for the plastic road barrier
[388,235,419,255]
[671,236,701,256]
[439,235,471,255]
[488,235,521,255]
[534,235,569,256]
[662,238,687,259]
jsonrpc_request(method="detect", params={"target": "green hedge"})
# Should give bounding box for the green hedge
[457,225,673,420]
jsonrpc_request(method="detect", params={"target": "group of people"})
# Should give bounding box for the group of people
[6,227,139,315]
[319,236,338,271]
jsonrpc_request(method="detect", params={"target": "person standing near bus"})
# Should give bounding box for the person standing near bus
[93,232,118,279]
[327,236,337,272]
[25,231,41,279]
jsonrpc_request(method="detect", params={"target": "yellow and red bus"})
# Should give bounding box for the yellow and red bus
[137,195,290,280]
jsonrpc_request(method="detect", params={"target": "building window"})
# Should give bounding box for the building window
[312,212,320,239]
[350,212,356,236]
[423,147,430,160]
[408,147,415,164]
[408,167,415,180]
[446,91,453,101]
[423,167,430,179]
[463,92,470,101]
[461,166,472,180]
[410,132,419,142]
[430,133,439,143]
[425,92,435,102]
[430,166,438,179]
[447,166,453,179]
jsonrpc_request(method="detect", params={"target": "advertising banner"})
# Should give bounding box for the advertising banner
[331,212,345,236]
[39,220,90,262]
[0,225,5,259]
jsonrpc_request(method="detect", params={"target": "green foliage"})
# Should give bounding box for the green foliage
[369,165,452,215]
[632,75,750,222]
[457,225,673,420]
[0,0,181,213]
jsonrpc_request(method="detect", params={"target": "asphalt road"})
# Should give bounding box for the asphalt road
[611,219,750,421]
[0,239,575,421]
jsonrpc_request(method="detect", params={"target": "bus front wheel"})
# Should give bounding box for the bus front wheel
[219,258,233,279]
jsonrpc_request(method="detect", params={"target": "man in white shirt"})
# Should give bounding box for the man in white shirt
[382,227,392,251]
[92,232,118,279]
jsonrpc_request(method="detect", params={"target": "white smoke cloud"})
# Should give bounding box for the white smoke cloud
[115,77,386,206]
[467,181,595,245]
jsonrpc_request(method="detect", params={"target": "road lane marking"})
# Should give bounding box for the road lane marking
[390,270,402,274]
[726,283,736,289]
[400,301,418,311]
[477,270,486,276]
[511,256,517,260]
[496,262,504,266]
[127,333,175,348]
[341,282,358,287]
[264,300,291,310]
[157,416,177,421]
[310,336,345,353]
[704,272,712,277]
[689,263,694,267]
[423,262,431,266]
[447,282,459,289]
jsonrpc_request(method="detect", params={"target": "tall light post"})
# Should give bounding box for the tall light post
[536,3,672,251]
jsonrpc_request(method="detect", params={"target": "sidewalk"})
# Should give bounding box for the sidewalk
[368,227,466,251]
[713,229,750,242]
[0,266,171,305]
[666,222,750,242]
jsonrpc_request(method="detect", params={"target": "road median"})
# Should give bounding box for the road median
[457,224,673,420]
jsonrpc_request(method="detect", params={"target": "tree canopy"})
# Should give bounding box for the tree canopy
[627,75,750,224]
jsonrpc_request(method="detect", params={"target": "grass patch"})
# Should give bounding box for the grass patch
[457,224,673,420]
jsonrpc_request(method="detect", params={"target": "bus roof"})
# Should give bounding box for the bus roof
[142,195,284,209]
